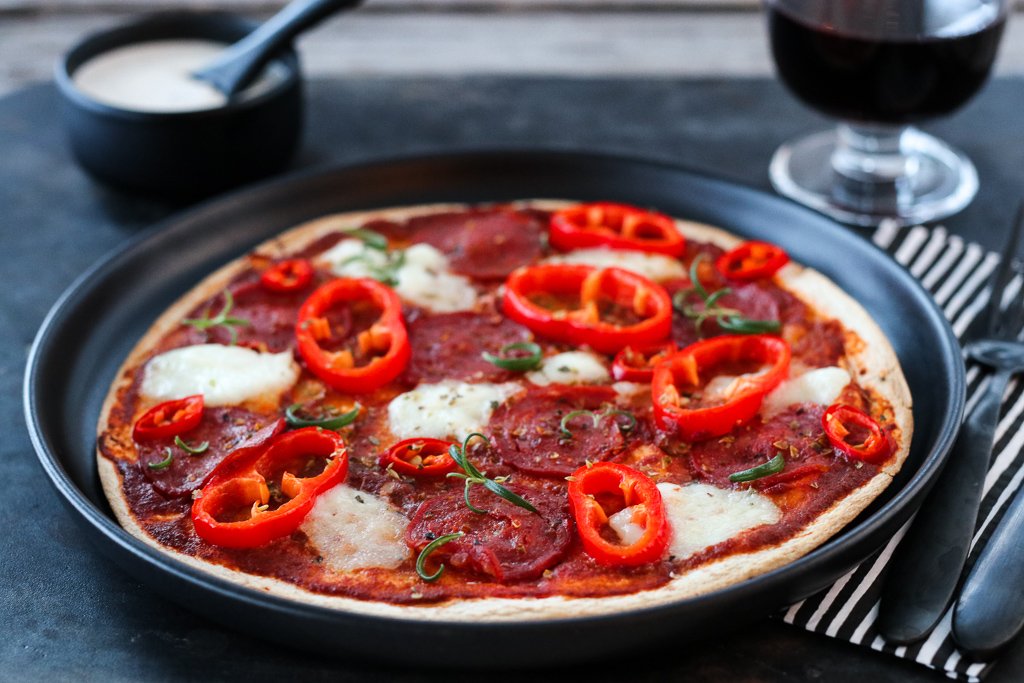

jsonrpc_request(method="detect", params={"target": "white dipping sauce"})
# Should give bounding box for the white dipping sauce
[72,40,286,113]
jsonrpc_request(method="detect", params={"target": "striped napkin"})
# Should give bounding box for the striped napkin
[778,220,1023,681]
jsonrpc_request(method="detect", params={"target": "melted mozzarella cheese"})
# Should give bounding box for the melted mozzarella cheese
[761,366,850,417]
[319,239,476,312]
[140,344,299,407]
[527,351,610,386]
[545,247,685,282]
[702,367,771,403]
[301,485,410,573]
[387,380,521,441]
[657,482,780,559]
[608,506,648,546]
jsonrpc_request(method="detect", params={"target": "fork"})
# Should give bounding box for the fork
[878,203,1024,645]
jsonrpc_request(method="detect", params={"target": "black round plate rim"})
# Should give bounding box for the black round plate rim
[24,148,965,634]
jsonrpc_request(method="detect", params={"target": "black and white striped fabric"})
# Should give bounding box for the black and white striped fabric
[778,221,1023,681]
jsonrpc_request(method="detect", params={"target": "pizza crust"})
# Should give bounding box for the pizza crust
[96,200,913,622]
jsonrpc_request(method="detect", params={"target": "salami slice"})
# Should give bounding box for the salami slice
[408,209,546,280]
[406,482,572,582]
[138,411,283,498]
[403,311,531,385]
[489,385,626,477]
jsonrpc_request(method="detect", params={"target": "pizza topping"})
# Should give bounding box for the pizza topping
[482,341,543,372]
[415,531,465,582]
[490,385,627,477]
[716,241,790,281]
[319,240,477,313]
[408,209,546,280]
[405,482,571,582]
[295,278,410,393]
[387,380,521,441]
[673,255,781,337]
[657,482,780,560]
[502,264,673,354]
[568,462,671,566]
[141,345,300,408]
[147,448,174,470]
[544,247,686,283]
[822,403,891,463]
[611,342,677,383]
[403,311,532,384]
[182,289,251,345]
[549,203,685,257]
[559,408,636,439]
[379,438,457,478]
[301,484,410,573]
[284,402,362,430]
[446,433,537,514]
[761,366,850,417]
[728,452,786,483]
[652,334,790,440]
[192,427,348,548]
[259,258,314,293]
[174,435,209,455]
[341,226,389,251]
[526,350,610,386]
[132,395,204,441]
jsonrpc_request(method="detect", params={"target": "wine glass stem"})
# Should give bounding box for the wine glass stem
[831,123,916,185]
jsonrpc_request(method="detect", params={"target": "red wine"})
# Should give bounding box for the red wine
[767,1,1006,124]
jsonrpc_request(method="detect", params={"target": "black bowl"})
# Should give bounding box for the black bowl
[55,11,303,200]
[24,151,965,666]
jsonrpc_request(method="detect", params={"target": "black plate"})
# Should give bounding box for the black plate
[24,151,964,666]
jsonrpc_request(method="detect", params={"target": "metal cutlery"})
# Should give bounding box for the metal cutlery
[879,204,1024,645]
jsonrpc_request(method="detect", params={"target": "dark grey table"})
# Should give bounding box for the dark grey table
[5,76,1024,682]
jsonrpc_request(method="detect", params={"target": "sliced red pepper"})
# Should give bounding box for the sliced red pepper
[191,427,348,548]
[715,241,790,281]
[379,438,457,478]
[652,334,790,440]
[550,203,685,257]
[611,341,677,382]
[260,258,314,293]
[822,403,891,463]
[567,462,670,566]
[502,264,673,354]
[295,278,410,393]
[132,395,204,441]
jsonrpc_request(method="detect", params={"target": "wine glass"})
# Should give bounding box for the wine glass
[765,0,1008,226]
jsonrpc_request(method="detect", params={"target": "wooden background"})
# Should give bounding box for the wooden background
[1,0,1022,95]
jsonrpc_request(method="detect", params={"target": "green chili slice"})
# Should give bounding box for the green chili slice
[285,403,362,430]
[481,341,543,371]
[415,532,465,582]
[174,436,209,455]
[728,453,786,483]
[148,448,174,471]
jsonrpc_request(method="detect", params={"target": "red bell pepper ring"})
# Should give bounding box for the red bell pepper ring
[822,403,891,463]
[260,258,314,293]
[652,334,790,440]
[611,341,677,382]
[549,203,685,257]
[715,241,790,281]
[379,438,457,478]
[295,278,411,393]
[191,427,348,548]
[567,462,670,566]
[502,264,673,354]
[132,395,204,441]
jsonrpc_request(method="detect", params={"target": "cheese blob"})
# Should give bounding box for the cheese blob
[387,380,521,441]
[657,482,781,559]
[526,351,610,386]
[761,366,850,417]
[301,485,410,573]
[140,344,299,407]
[544,247,686,282]
[319,239,476,312]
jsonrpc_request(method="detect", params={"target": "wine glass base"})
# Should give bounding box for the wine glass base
[769,127,978,227]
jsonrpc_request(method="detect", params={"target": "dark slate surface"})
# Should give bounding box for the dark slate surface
[5,76,1024,682]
